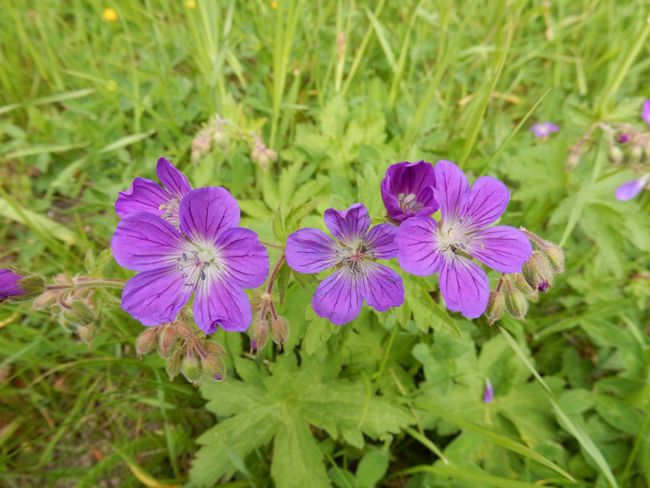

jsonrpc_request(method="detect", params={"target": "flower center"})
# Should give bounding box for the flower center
[436,219,473,256]
[175,244,224,287]
[336,241,372,274]
[160,197,181,226]
[398,192,423,214]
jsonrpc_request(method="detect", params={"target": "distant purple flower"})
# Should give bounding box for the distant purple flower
[115,157,191,227]
[642,100,650,125]
[615,175,649,201]
[112,187,269,333]
[286,203,404,325]
[530,122,559,138]
[381,161,438,223]
[396,161,532,318]
[0,269,24,301]
[483,378,494,403]
[617,133,630,144]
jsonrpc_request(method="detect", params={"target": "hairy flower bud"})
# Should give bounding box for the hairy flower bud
[135,328,158,356]
[609,145,624,164]
[71,301,95,324]
[201,354,226,381]
[539,241,565,273]
[158,326,177,359]
[522,251,553,291]
[486,291,505,326]
[271,316,289,348]
[513,273,537,298]
[204,340,226,357]
[251,317,270,352]
[181,352,202,384]
[166,350,183,380]
[505,289,529,320]
[77,324,95,345]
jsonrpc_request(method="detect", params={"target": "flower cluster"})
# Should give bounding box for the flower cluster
[286,160,535,323]
[112,158,269,334]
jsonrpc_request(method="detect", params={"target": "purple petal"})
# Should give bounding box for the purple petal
[433,160,469,221]
[0,269,23,299]
[359,263,404,312]
[218,227,269,288]
[312,268,362,325]
[483,378,494,403]
[531,122,559,138]
[193,277,252,333]
[121,266,192,326]
[179,187,240,244]
[324,203,370,243]
[470,226,532,273]
[364,223,398,259]
[115,178,168,219]
[112,213,185,272]
[439,256,489,319]
[615,178,646,201]
[286,228,337,273]
[395,217,443,276]
[463,176,510,229]
[156,157,191,197]
[381,161,438,222]
[642,100,650,125]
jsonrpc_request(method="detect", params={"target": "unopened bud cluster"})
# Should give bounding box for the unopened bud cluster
[190,113,277,169]
[135,321,227,384]
[250,292,289,352]
[485,230,564,325]
[33,274,98,344]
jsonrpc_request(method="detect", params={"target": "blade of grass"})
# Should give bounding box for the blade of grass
[393,464,546,488]
[415,400,575,483]
[499,327,619,488]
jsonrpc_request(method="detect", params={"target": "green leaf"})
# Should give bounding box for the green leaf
[0,196,77,245]
[355,449,389,487]
[271,409,330,488]
[499,327,618,488]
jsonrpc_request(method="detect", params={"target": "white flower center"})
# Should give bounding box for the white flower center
[398,192,422,213]
[436,218,474,256]
[175,243,224,287]
[335,240,373,274]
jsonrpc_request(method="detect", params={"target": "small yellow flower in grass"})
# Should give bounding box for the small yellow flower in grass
[185,0,196,9]
[102,8,118,22]
[270,0,278,9]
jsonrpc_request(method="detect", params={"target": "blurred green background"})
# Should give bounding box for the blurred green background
[1,1,649,486]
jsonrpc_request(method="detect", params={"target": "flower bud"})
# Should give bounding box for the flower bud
[158,326,177,359]
[181,352,202,384]
[505,289,529,320]
[522,251,553,291]
[204,340,226,357]
[627,144,643,164]
[165,350,183,380]
[538,241,565,273]
[566,148,581,171]
[135,328,158,356]
[271,316,289,348]
[77,324,95,345]
[609,145,624,164]
[483,378,494,403]
[513,273,537,298]
[251,317,270,352]
[201,354,226,381]
[485,291,505,326]
[617,133,630,144]
[70,301,95,324]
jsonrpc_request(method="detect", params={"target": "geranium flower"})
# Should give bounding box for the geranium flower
[615,174,649,201]
[530,122,559,139]
[0,269,25,301]
[396,161,532,318]
[115,157,191,227]
[112,187,269,333]
[286,203,404,325]
[380,161,438,223]
[643,99,650,125]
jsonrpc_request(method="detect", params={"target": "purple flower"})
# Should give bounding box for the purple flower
[286,203,404,325]
[0,269,24,301]
[380,161,438,222]
[112,187,269,333]
[530,122,559,138]
[396,161,532,318]
[115,157,191,227]
[615,175,649,201]
[642,100,650,125]
[483,378,494,403]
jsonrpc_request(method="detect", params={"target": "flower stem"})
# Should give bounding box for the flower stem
[265,254,286,295]
[46,279,125,291]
